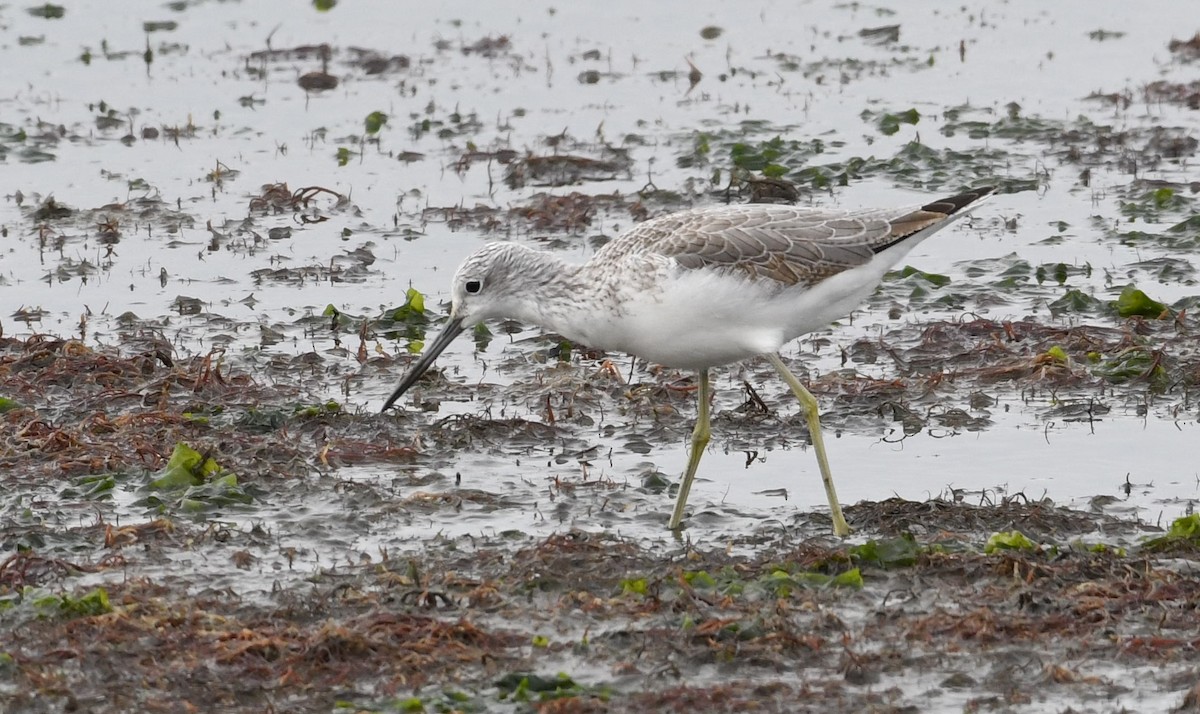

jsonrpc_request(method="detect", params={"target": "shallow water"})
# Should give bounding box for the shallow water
[5,0,1198,539]
[2,1,1198,710]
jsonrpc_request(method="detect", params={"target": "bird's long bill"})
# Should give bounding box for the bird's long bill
[381,317,466,412]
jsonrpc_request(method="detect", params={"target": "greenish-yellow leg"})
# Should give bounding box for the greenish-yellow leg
[668,368,711,530]
[765,353,851,537]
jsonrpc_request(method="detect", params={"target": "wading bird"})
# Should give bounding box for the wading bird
[383,187,994,536]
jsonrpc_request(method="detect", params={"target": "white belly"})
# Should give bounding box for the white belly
[575,257,895,370]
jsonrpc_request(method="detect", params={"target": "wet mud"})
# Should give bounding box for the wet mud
[2,2,1199,712]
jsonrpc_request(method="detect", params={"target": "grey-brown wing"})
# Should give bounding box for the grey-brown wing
[618,188,991,287]
[660,209,878,286]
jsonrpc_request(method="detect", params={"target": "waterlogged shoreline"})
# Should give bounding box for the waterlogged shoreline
[2,1,1199,710]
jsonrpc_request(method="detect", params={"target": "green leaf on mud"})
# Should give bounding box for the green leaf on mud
[730,137,784,171]
[872,108,920,136]
[1082,542,1126,556]
[831,568,864,588]
[619,578,648,596]
[151,443,221,489]
[404,287,424,313]
[1048,288,1103,316]
[313,0,337,10]
[850,535,920,568]
[388,287,428,323]
[683,570,717,589]
[178,473,252,512]
[0,397,22,413]
[236,408,288,433]
[1110,285,1168,319]
[472,321,493,350]
[762,163,787,178]
[1167,214,1200,235]
[1094,348,1164,384]
[1039,262,1068,284]
[336,146,353,166]
[984,530,1038,554]
[1119,187,1192,221]
[760,567,863,596]
[33,587,112,618]
[60,473,116,499]
[495,672,579,699]
[365,111,388,135]
[1045,346,1068,363]
[144,444,251,511]
[1120,225,1200,251]
[1142,515,1200,553]
[1151,187,1175,208]
[640,470,671,491]
[27,4,65,19]
[893,265,951,287]
[296,400,342,418]
[1164,515,1200,539]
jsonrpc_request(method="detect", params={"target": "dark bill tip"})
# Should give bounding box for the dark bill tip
[381,317,466,413]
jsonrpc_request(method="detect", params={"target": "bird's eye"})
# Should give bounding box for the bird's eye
[464,279,483,294]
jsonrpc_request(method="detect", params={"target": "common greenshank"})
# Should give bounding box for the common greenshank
[383,187,994,536]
